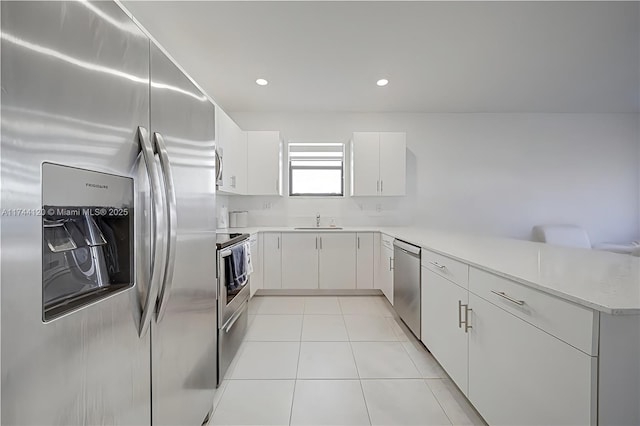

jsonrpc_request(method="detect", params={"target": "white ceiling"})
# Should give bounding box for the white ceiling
[123,1,640,113]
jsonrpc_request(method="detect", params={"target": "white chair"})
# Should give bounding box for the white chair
[531,225,592,249]
[532,224,640,256]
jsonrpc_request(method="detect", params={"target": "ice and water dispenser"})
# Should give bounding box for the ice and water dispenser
[42,163,134,321]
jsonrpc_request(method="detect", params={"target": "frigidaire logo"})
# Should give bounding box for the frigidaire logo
[86,183,108,189]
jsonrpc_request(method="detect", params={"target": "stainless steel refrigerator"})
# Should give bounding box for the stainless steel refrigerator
[1,1,217,424]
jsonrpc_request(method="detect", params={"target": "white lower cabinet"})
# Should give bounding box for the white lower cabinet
[421,263,597,425]
[378,235,394,304]
[356,233,374,289]
[279,232,357,289]
[282,233,319,289]
[249,233,262,297]
[421,268,469,394]
[262,233,282,289]
[319,233,356,289]
[468,293,596,426]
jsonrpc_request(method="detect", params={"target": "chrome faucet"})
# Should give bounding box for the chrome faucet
[316,213,321,227]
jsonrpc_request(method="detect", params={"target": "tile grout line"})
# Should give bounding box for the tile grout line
[288,305,305,426]
[208,380,229,424]
[344,308,374,426]
[400,339,429,379]
[424,378,456,426]
[250,296,458,425]
[390,312,456,425]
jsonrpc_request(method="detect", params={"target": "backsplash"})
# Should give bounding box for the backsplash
[216,194,413,228]
[216,194,231,229]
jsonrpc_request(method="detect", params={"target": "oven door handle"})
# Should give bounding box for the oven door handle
[223,300,248,333]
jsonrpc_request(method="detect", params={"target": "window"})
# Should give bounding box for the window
[289,143,344,196]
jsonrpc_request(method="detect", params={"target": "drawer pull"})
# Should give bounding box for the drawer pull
[429,261,446,270]
[491,290,525,306]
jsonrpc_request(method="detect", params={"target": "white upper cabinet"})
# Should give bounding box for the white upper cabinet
[231,127,247,194]
[215,106,246,194]
[351,132,380,196]
[379,132,406,196]
[351,132,406,196]
[247,131,282,196]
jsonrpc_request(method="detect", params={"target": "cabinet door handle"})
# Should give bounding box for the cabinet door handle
[491,290,525,306]
[459,301,472,332]
[315,237,318,250]
[376,180,380,193]
[380,180,383,193]
[429,261,446,270]
[277,236,280,249]
[465,306,472,333]
[320,237,323,250]
[357,237,360,249]
[389,257,393,270]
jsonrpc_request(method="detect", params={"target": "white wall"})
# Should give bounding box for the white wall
[227,112,640,244]
[216,194,230,229]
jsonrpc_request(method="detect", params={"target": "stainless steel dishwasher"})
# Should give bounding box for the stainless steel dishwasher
[393,239,421,338]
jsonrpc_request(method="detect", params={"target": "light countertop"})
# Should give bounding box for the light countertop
[222,226,640,315]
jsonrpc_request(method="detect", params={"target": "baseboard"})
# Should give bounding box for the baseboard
[255,289,384,296]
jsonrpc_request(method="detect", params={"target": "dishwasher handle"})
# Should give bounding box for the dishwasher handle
[393,239,421,256]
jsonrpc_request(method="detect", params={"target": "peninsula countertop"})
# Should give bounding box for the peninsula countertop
[220,226,640,315]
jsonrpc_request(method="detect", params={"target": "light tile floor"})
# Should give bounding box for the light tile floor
[211,296,486,426]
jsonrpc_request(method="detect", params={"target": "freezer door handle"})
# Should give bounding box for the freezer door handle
[154,132,178,323]
[138,126,167,337]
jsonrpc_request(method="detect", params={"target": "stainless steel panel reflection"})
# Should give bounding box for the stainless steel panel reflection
[149,43,217,425]
[218,301,248,384]
[1,2,151,424]
[393,243,422,338]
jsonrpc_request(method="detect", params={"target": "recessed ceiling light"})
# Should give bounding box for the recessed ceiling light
[256,78,269,86]
[376,79,389,87]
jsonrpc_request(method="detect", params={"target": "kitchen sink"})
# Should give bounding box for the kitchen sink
[294,227,343,230]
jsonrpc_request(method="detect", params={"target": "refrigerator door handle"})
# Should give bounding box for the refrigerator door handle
[138,126,167,337]
[154,132,178,323]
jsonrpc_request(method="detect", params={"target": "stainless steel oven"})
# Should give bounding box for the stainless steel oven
[216,233,250,385]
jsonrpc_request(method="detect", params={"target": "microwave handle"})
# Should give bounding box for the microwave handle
[215,148,223,183]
